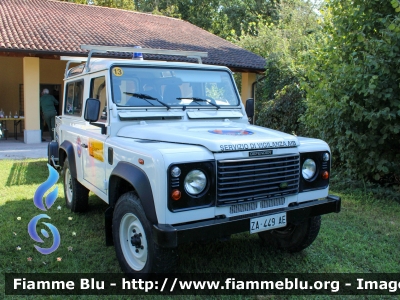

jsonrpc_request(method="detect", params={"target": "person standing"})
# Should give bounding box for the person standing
[40,111,45,141]
[40,88,58,140]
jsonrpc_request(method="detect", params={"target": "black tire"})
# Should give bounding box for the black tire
[112,191,177,276]
[258,216,321,253]
[63,159,89,212]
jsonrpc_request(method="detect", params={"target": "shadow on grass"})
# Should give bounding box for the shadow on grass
[0,192,120,273]
[5,161,49,186]
[0,160,324,274]
[0,193,305,274]
[5,189,399,275]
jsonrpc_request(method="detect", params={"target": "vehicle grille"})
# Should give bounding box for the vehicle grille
[230,202,258,214]
[229,197,285,214]
[217,155,300,205]
[260,197,285,209]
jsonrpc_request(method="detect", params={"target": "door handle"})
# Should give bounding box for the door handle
[81,143,88,148]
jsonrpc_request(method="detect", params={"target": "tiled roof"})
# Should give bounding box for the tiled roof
[0,0,265,72]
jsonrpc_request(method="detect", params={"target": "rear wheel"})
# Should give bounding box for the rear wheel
[63,159,89,212]
[112,192,177,276]
[258,216,321,252]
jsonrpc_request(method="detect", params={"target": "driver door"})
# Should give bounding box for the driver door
[81,75,108,194]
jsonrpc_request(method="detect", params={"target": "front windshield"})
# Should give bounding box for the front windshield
[111,66,240,108]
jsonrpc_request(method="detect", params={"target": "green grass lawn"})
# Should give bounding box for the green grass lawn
[1,159,400,299]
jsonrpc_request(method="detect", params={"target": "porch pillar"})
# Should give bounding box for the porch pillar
[240,73,256,105]
[23,57,41,144]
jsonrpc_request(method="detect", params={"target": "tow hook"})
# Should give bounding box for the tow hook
[51,156,60,169]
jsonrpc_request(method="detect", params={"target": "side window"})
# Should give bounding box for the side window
[64,80,84,116]
[90,76,107,122]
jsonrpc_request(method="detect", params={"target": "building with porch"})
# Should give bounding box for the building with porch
[0,0,265,143]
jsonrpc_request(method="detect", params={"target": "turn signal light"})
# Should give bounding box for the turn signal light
[322,171,329,180]
[171,189,181,201]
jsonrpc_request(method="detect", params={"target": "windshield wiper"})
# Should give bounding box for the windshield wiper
[124,92,171,110]
[178,97,220,109]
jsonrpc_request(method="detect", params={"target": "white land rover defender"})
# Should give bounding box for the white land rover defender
[48,45,341,276]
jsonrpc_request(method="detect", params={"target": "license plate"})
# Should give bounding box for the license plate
[250,212,287,234]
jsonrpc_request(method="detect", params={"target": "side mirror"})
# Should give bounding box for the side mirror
[84,98,100,122]
[84,98,107,134]
[245,98,254,118]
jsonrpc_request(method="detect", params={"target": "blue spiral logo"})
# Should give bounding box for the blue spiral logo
[28,164,61,255]
[28,214,60,255]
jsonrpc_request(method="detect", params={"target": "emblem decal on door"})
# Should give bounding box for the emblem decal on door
[88,138,104,162]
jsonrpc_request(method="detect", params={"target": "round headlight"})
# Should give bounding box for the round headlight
[302,159,317,180]
[184,170,207,195]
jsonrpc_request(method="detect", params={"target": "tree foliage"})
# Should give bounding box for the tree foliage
[303,0,400,182]
[237,0,321,135]
[58,0,279,40]
[130,0,280,39]
[59,0,134,10]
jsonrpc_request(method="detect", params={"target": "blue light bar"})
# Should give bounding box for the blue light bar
[133,46,143,60]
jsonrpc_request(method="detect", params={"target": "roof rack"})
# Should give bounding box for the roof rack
[61,57,87,78]
[80,45,208,72]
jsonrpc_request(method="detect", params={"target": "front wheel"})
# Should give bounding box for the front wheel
[63,159,89,212]
[258,216,321,252]
[112,192,177,276]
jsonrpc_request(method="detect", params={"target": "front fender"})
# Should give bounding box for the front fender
[109,162,157,224]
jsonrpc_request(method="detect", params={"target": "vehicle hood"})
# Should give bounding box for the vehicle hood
[117,122,299,152]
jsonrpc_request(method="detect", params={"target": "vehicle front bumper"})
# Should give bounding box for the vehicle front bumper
[152,195,341,248]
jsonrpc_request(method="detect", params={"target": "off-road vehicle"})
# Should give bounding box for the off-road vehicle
[48,45,341,276]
